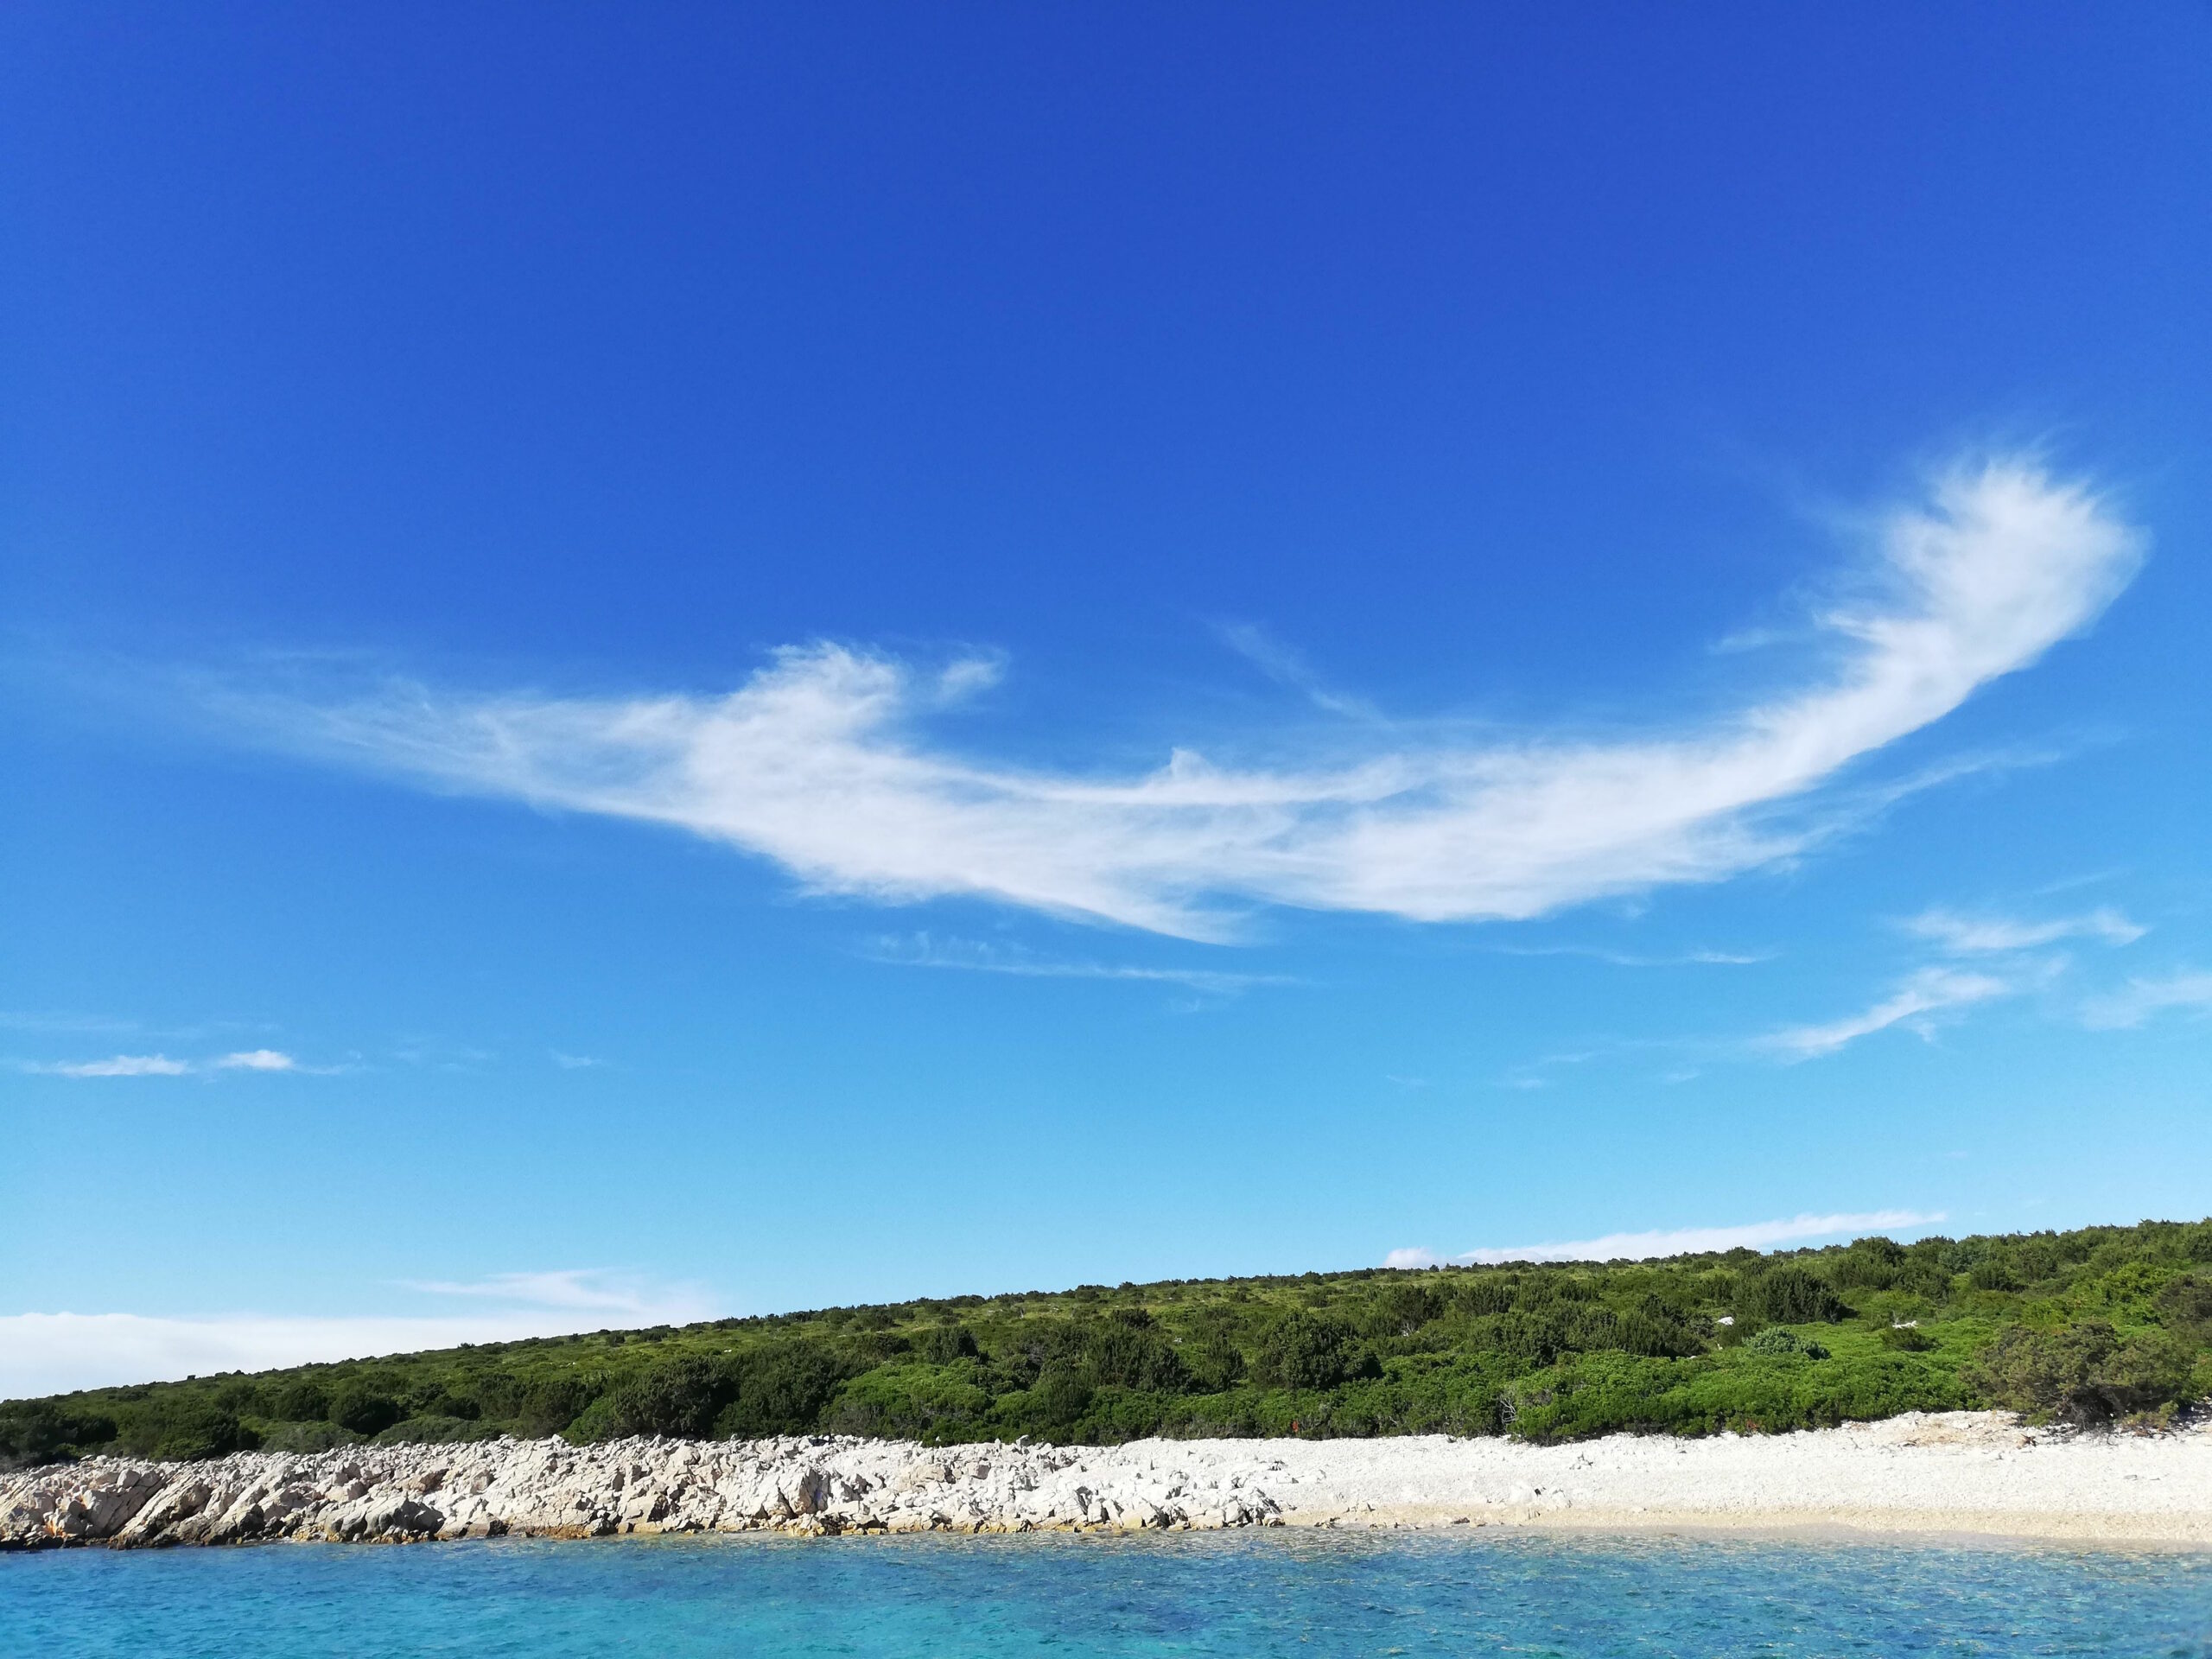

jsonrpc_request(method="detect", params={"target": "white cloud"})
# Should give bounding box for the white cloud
[2081,970,2212,1031]
[1760,967,2015,1059]
[28,1053,192,1077]
[1,1271,721,1395]
[1394,1208,1946,1268]
[213,461,2139,940]
[862,931,1294,995]
[1904,906,2144,954]
[550,1051,603,1069]
[215,1048,298,1071]
[18,1048,323,1077]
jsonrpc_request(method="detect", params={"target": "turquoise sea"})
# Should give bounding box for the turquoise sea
[5,1533,2209,1657]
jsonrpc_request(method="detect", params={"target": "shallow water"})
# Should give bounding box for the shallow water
[5,1532,2210,1657]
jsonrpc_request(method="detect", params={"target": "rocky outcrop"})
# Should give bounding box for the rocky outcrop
[0,1435,1286,1549]
[7,1414,2209,1550]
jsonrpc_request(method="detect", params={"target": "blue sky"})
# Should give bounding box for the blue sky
[3,3,2209,1395]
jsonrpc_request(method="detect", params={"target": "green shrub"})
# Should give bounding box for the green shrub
[1086,1310,1192,1393]
[1829,1237,1904,1291]
[256,1421,364,1454]
[917,1325,980,1366]
[715,1340,851,1438]
[265,1379,331,1422]
[0,1400,117,1469]
[1968,1256,2021,1293]
[1253,1312,1363,1389]
[1746,1327,1829,1360]
[1457,1276,1518,1317]
[515,1376,595,1438]
[820,1362,994,1441]
[1181,1327,1248,1391]
[1965,1320,2195,1426]
[1611,1306,1707,1359]
[2157,1274,2212,1338]
[604,1357,725,1439]
[113,1395,256,1461]
[1366,1282,1445,1338]
[1020,1368,1096,1432]
[1738,1267,1848,1325]
[327,1382,403,1437]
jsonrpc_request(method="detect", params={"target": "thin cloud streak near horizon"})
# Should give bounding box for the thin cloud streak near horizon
[0,1270,720,1396]
[1387,1208,1946,1268]
[0,1311,677,1399]
[207,461,2137,941]
[399,1268,715,1321]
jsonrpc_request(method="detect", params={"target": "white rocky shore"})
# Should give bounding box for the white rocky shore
[5,1413,2209,1550]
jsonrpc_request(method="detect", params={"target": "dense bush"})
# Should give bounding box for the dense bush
[1086,1310,1191,1393]
[715,1340,854,1438]
[515,1377,596,1438]
[327,1382,404,1437]
[113,1395,256,1460]
[1828,1236,1904,1290]
[2158,1274,2212,1338]
[603,1357,723,1440]
[1745,1327,1821,1358]
[1738,1266,1849,1325]
[917,1325,980,1366]
[1969,1256,2021,1293]
[1965,1320,2195,1425]
[1253,1312,1363,1389]
[0,1401,117,1470]
[264,1379,330,1422]
[13,1217,2208,1461]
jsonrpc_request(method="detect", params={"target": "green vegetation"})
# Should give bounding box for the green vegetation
[7,1218,2210,1468]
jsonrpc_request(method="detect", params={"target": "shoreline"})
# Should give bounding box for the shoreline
[6,1412,2209,1552]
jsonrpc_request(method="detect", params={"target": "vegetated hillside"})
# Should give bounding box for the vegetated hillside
[7,1220,2211,1469]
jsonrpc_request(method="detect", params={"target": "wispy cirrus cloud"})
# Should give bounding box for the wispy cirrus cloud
[200,461,2138,941]
[1758,967,2016,1060]
[2081,970,2212,1031]
[1759,894,2147,1061]
[1904,906,2145,954]
[864,932,1296,996]
[1216,621,1379,719]
[18,1048,309,1077]
[25,1053,193,1077]
[1388,1207,1944,1268]
[1491,943,1772,968]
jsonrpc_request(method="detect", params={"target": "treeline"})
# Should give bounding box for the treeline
[7,1218,2210,1468]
